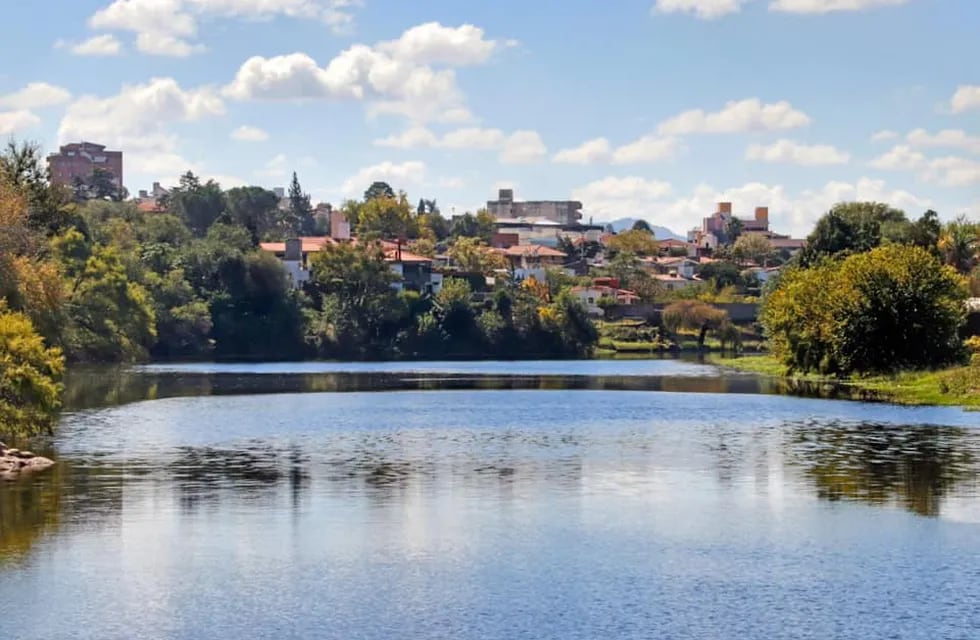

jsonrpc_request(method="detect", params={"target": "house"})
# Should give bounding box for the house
[654,274,703,292]
[494,244,568,281]
[645,256,698,279]
[259,235,443,294]
[570,285,639,317]
[743,265,782,285]
[491,216,605,249]
[658,238,697,257]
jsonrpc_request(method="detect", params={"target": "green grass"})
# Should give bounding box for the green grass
[711,354,980,409]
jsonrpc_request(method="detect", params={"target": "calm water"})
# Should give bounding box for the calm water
[2,360,979,639]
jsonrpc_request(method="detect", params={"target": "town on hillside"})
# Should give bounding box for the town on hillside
[47,141,808,317]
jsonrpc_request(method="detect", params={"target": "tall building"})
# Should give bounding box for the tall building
[47,142,123,190]
[486,189,583,225]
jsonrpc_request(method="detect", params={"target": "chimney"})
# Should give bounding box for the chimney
[755,206,769,224]
[330,210,351,240]
[285,238,302,262]
[718,202,732,214]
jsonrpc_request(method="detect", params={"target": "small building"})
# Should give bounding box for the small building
[47,141,124,191]
[494,244,568,281]
[570,285,639,317]
[486,189,584,225]
[654,274,703,292]
[645,256,698,279]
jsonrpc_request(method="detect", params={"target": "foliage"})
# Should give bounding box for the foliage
[797,202,909,267]
[450,209,495,243]
[938,215,979,274]
[364,181,396,201]
[286,172,315,237]
[762,245,967,375]
[606,229,658,256]
[447,237,507,274]
[357,192,417,240]
[631,219,652,232]
[162,172,227,237]
[0,301,65,437]
[732,234,773,265]
[225,186,281,242]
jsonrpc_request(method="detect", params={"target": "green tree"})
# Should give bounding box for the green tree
[357,192,416,240]
[447,237,506,274]
[286,172,315,236]
[631,219,653,233]
[662,300,729,349]
[724,217,744,245]
[364,181,395,201]
[732,234,773,266]
[798,202,909,267]
[938,215,979,274]
[0,301,65,437]
[607,229,659,256]
[762,245,967,374]
[0,140,74,234]
[163,172,226,237]
[225,186,280,242]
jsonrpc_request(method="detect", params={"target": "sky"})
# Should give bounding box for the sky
[1,0,978,237]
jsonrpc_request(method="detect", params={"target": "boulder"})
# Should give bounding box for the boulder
[0,451,54,479]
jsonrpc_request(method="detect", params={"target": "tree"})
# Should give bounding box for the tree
[732,234,773,266]
[724,217,743,245]
[357,192,416,240]
[908,210,942,256]
[938,215,979,274]
[225,186,280,242]
[364,181,395,201]
[447,237,507,274]
[631,219,652,233]
[606,229,658,256]
[0,301,65,437]
[308,243,402,357]
[287,172,315,236]
[762,245,967,375]
[0,140,75,234]
[662,300,729,349]
[798,202,909,267]
[163,172,226,237]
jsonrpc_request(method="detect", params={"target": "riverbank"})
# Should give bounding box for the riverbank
[712,355,980,409]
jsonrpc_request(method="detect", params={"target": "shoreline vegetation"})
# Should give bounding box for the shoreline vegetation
[712,354,980,410]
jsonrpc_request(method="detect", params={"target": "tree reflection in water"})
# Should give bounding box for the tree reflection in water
[785,420,979,517]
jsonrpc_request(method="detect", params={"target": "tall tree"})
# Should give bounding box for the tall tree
[364,181,395,201]
[163,172,226,237]
[287,172,315,236]
[356,192,416,240]
[225,186,280,243]
[631,219,653,233]
[606,229,659,256]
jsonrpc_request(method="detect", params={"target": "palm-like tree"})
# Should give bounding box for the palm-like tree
[938,216,979,274]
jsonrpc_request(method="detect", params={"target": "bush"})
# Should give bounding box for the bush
[0,302,65,437]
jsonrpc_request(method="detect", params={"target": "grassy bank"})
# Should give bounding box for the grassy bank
[712,354,980,409]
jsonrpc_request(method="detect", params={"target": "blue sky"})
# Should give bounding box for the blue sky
[1,0,977,236]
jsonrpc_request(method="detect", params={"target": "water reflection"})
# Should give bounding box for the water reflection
[786,421,979,517]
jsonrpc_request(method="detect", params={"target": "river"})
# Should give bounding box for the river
[2,359,979,639]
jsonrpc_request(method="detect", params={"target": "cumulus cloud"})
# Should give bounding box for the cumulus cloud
[870,144,926,171]
[57,34,123,56]
[657,98,811,135]
[0,110,41,135]
[0,82,72,110]
[223,23,501,123]
[950,85,980,114]
[86,0,362,56]
[551,135,679,165]
[258,153,289,178]
[231,125,269,141]
[341,160,427,196]
[745,139,850,165]
[373,126,510,151]
[553,138,612,164]
[58,77,225,179]
[870,144,980,187]
[870,129,897,143]
[769,0,910,14]
[905,128,980,155]
[653,0,746,19]
[499,130,547,164]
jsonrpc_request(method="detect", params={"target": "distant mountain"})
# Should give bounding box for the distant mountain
[600,218,684,240]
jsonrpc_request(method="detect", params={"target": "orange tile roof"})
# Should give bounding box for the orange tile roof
[495,244,567,258]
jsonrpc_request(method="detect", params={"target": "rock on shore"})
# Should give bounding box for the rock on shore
[0,442,55,480]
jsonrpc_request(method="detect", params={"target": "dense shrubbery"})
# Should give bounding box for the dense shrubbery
[762,245,967,375]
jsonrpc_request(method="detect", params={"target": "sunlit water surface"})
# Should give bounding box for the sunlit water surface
[2,360,979,639]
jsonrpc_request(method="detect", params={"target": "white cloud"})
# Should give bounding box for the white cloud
[572,176,674,225]
[921,156,980,188]
[551,135,679,165]
[499,130,547,164]
[437,176,466,189]
[231,125,270,141]
[87,0,362,56]
[906,128,980,155]
[612,135,681,164]
[374,126,440,149]
[377,22,498,66]
[341,160,427,196]
[950,85,980,114]
[58,77,225,179]
[870,144,926,171]
[770,0,910,14]
[136,32,204,56]
[258,153,289,178]
[653,0,746,19]
[745,139,850,165]
[223,22,500,123]
[0,82,72,110]
[373,126,506,150]
[58,34,123,56]
[870,129,897,143]
[0,110,41,135]
[553,137,612,164]
[657,98,811,135]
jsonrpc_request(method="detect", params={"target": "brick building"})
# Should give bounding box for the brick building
[47,142,123,190]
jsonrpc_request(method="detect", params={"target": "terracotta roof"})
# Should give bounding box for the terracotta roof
[259,237,338,254]
[495,244,567,258]
[383,248,432,264]
[136,200,164,212]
